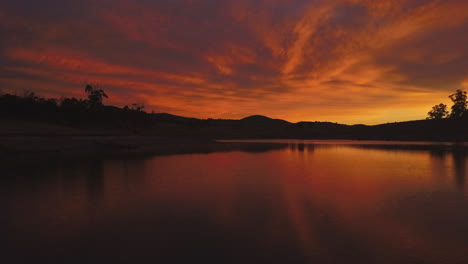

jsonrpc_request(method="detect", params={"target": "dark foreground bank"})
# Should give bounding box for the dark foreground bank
[3,88,468,142]
[1,117,468,161]
[0,120,290,160]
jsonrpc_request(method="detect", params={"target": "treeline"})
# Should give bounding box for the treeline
[427,89,467,119]
[1,85,467,140]
[0,85,154,132]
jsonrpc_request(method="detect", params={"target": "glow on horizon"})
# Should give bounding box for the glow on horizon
[1,0,467,124]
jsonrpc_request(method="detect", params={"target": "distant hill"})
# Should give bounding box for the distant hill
[151,113,468,141]
[1,91,468,141]
[241,115,290,125]
[154,113,202,124]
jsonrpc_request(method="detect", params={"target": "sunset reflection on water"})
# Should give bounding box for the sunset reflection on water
[2,141,468,263]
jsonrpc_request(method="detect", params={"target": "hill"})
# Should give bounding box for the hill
[149,112,468,141]
[1,91,468,141]
[241,115,290,125]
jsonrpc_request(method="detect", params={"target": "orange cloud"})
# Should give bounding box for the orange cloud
[1,0,467,124]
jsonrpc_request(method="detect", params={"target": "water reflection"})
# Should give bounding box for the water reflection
[287,143,313,152]
[1,141,468,263]
[453,150,466,192]
[282,141,468,192]
[85,162,105,201]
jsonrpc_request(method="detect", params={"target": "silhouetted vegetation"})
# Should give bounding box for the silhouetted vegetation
[85,84,108,109]
[0,85,153,132]
[1,86,468,141]
[427,89,467,119]
[427,103,448,119]
[449,89,467,119]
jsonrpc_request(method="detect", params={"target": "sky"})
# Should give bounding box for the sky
[1,0,467,124]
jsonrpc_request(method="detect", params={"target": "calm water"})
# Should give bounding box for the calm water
[2,140,468,264]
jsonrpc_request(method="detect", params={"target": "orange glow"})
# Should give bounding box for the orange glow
[1,0,467,124]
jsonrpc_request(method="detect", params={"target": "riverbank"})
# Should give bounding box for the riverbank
[0,119,289,160]
[2,118,468,160]
[0,135,292,161]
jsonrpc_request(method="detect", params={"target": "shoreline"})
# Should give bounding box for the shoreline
[2,134,467,161]
[0,135,291,161]
[1,118,467,160]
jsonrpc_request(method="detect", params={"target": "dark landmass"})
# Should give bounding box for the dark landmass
[151,113,468,141]
[2,109,468,141]
[1,91,468,158]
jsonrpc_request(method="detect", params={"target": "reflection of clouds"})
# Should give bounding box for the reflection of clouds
[452,150,467,192]
[1,0,467,123]
[3,143,468,262]
[345,143,468,191]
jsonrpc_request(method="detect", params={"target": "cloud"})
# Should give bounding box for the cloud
[1,0,467,124]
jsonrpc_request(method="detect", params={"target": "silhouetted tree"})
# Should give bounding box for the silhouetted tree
[124,103,145,112]
[131,103,145,112]
[22,91,39,102]
[85,84,108,109]
[427,103,449,119]
[60,97,87,111]
[0,86,158,131]
[449,89,467,118]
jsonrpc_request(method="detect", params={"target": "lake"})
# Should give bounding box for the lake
[2,140,468,264]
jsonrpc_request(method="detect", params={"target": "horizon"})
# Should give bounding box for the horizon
[1,89,431,126]
[1,0,467,125]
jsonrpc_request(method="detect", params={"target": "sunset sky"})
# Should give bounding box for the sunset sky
[1,0,467,124]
